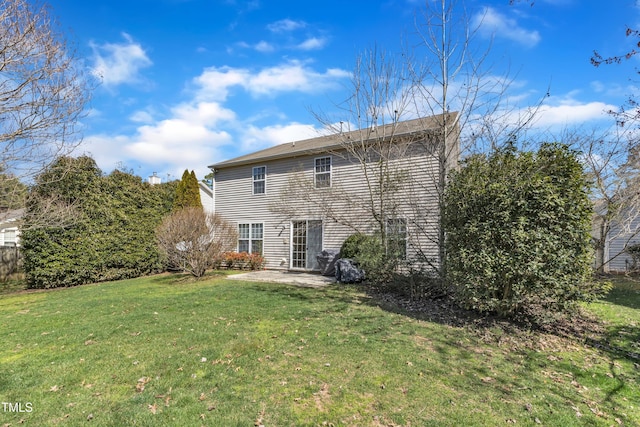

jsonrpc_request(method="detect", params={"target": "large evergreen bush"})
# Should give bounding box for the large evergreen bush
[21,156,176,288]
[443,144,604,319]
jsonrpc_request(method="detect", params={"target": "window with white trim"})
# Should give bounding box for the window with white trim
[238,223,263,255]
[251,223,263,254]
[386,218,407,260]
[314,157,331,188]
[238,224,250,253]
[252,166,266,194]
[2,229,16,246]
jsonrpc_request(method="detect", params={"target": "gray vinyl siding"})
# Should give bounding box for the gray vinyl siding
[214,141,444,271]
[605,215,640,272]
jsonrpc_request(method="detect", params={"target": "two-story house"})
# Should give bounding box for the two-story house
[209,113,459,272]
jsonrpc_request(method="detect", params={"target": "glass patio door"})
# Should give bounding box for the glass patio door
[291,220,322,270]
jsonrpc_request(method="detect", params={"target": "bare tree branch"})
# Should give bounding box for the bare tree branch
[157,208,237,277]
[274,1,546,281]
[0,0,91,221]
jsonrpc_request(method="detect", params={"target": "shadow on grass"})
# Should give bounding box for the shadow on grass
[599,275,640,310]
[586,276,640,362]
[604,287,640,310]
[352,277,640,362]
[0,275,27,296]
[243,280,374,310]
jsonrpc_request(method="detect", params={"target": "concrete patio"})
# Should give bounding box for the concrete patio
[226,270,335,288]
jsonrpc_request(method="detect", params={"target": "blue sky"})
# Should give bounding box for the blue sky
[50,0,640,182]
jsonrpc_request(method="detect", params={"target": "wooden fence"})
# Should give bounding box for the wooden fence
[0,246,21,281]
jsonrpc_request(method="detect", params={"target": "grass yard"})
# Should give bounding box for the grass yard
[0,273,638,426]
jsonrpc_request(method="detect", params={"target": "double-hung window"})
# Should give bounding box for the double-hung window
[386,218,407,260]
[238,223,263,255]
[238,224,250,253]
[250,223,263,254]
[314,157,331,188]
[2,229,16,246]
[253,166,266,195]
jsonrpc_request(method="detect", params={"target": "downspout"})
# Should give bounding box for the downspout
[209,167,217,213]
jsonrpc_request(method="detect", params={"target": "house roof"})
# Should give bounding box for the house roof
[0,208,25,228]
[209,113,457,169]
[198,181,213,197]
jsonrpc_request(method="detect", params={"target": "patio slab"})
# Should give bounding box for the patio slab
[226,270,335,288]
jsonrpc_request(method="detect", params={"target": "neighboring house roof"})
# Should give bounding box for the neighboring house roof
[210,113,457,169]
[198,181,213,198]
[0,208,25,229]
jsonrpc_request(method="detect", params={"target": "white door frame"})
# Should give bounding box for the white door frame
[290,219,323,270]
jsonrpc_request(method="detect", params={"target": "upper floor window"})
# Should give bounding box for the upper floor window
[315,157,331,188]
[253,166,266,194]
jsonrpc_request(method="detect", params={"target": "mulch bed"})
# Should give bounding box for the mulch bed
[364,285,610,354]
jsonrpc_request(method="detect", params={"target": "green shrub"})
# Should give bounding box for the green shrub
[340,233,374,259]
[443,143,605,320]
[340,233,393,284]
[626,244,640,271]
[22,156,176,288]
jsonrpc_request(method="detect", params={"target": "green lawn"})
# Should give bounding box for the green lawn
[0,273,638,426]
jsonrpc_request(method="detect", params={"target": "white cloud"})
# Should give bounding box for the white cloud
[254,41,276,53]
[194,66,251,101]
[129,110,154,123]
[234,37,328,53]
[472,7,541,48]
[248,62,348,95]
[90,33,152,87]
[195,61,349,100]
[84,61,349,175]
[239,122,320,152]
[590,81,606,93]
[267,19,306,33]
[231,40,275,53]
[86,108,102,118]
[534,101,616,127]
[590,80,638,100]
[126,121,230,164]
[296,37,327,51]
[83,102,235,179]
[83,61,348,178]
[172,101,237,124]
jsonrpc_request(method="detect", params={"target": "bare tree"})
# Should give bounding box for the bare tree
[574,123,640,272]
[590,25,640,132]
[0,0,91,218]
[270,47,428,271]
[591,27,640,67]
[157,208,237,278]
[272,0,543,282]
[318,47,416,240]
[405,0,549,277]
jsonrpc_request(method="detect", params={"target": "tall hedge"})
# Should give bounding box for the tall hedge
[443,143,600,318]
[21,156,176,288]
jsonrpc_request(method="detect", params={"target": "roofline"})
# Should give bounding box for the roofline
[209,140,348,170]
[198,181,213,197]
[209,113,456,170]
